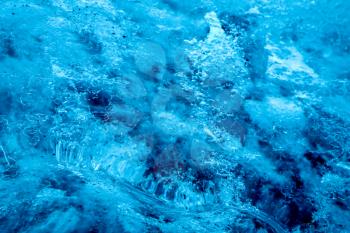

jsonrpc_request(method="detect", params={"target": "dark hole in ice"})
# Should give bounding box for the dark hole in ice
[87,90,111,120]
[141,207,160,220]
[166,63,176,74]
[1,37,17,58]
[270,186,285,200]
[3,165,19,179]
[334,199,349,211]
[286,199,314,228]
[304,151,327,169]
[87,90,111,107]
[88,226,100,233]
[41,170,85,196]
[246,172,315,230]
[192,169,215,193]
[32,209,53,226]
[221,80,235,89]
[291,173,304,190]
[246,178,265,205]
[258,140,271,150]
[306,133,325,150]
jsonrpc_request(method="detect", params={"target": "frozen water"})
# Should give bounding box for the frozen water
[0,0,350,232]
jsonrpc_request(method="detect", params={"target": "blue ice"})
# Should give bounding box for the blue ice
[0,0,350,232]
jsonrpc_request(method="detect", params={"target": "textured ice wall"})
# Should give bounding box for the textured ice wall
[0,0,350,232]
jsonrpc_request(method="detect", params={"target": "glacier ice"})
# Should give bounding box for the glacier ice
[0,0,350,232]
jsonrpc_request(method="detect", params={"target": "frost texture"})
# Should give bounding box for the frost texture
[0,0,350,232]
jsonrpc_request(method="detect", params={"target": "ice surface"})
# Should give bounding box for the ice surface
[0,0,350,232]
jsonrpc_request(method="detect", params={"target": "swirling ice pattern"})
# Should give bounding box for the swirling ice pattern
[0,0,350,232]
